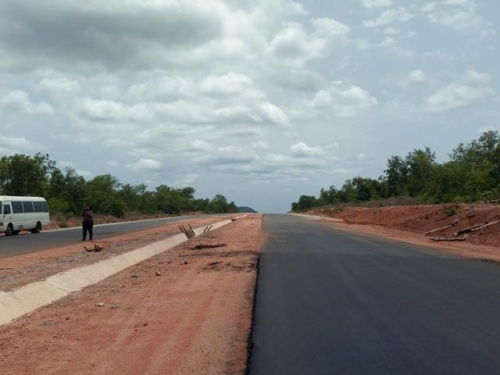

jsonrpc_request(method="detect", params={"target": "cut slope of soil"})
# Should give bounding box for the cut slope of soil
[307,203,500,261]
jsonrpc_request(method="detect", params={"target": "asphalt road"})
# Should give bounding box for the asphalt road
[248,214,500,375]
[0,215,218,259]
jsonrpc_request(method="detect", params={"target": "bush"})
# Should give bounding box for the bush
[444,207,456,217]
[47,197,70,214]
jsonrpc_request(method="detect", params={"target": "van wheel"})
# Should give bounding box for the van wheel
[5,225,13,236]
[31,222,42,234]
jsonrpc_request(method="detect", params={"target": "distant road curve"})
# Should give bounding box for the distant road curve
[0,215,220,259]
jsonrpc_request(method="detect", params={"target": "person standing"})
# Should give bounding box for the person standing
[82,205,94,241]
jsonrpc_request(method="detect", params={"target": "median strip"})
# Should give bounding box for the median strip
[0,219,233,326]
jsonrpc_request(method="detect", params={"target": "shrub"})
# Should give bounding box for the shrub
[444,207,456,217]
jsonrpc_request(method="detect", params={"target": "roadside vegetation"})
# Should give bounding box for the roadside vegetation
[291,130,500,211]
[0,154,238,221]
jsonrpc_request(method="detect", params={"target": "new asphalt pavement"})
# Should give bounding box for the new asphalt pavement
[248,214,500,375]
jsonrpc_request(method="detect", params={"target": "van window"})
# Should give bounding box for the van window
[22,201,35,213]
[42,201,49,213]
[34,201,43,212]
[11,201,23,213]
[3,204,11,215]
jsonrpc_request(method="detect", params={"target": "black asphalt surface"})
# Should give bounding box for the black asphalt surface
[0,215,221,259]
[248,214,500,375]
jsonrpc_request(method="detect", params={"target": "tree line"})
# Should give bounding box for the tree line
[291,131,500,211]
[0,154,238,217]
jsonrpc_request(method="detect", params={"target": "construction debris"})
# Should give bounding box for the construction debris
[470,220,500,232]
[425,219,459,235]
[454,216,499,236]
[179,224,196,239]
[191,243,227,250]
[429,237,466,242]
[84,244,104,252]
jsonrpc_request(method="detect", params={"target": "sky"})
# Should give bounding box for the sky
[0,0,499,213]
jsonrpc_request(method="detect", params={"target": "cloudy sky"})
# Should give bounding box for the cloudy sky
[1,0,498,213]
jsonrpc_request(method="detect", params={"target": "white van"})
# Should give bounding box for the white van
[0,196,50,236]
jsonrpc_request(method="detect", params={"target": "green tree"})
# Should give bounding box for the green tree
[406,147,436,198]
[351,176,385,202]
[384,155,408,197]
[337,180,357,203]
[85,174,124,216]
[319,185,338,205]
[178,187,196,211]
[64,168,87,214]
[48,168,66,200]
[0,158,8,194]
[0,153,55,196]
[155,185,183,214]
[290,195,318,211]
[205,194,237,213]
[118,183,149,212]
[448,131,500,201]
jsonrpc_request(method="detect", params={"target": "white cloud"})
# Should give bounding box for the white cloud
[384,26,399,35]
[268,22,325,66]
[290,142,326,158]
[422,3,438,13]
[252,141,269,150]
[464,68,491,83]
[360,0,393,9]
[426,83,491,112]
[125,77,190,102]
[426,1,493,35]
[190,140,211,152]
[428,10,483,31]
[264,153,287,164]
[356,153,368,160]
[199,146,259,167]
[127,158,162,171]
[407,69,428,84]
[2,136,32,150]
[259,102,289,125]
[308,83,378,117]
[364,8,414,28]
[312,18,351,40]
[356,39,371,51]
[268,18,350,67]
[39,77,80,93]
[78,98,153,122]
[199,72,255,96]
[1,90,54,115]
[172,173,200,187]
[100,86,121,101]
